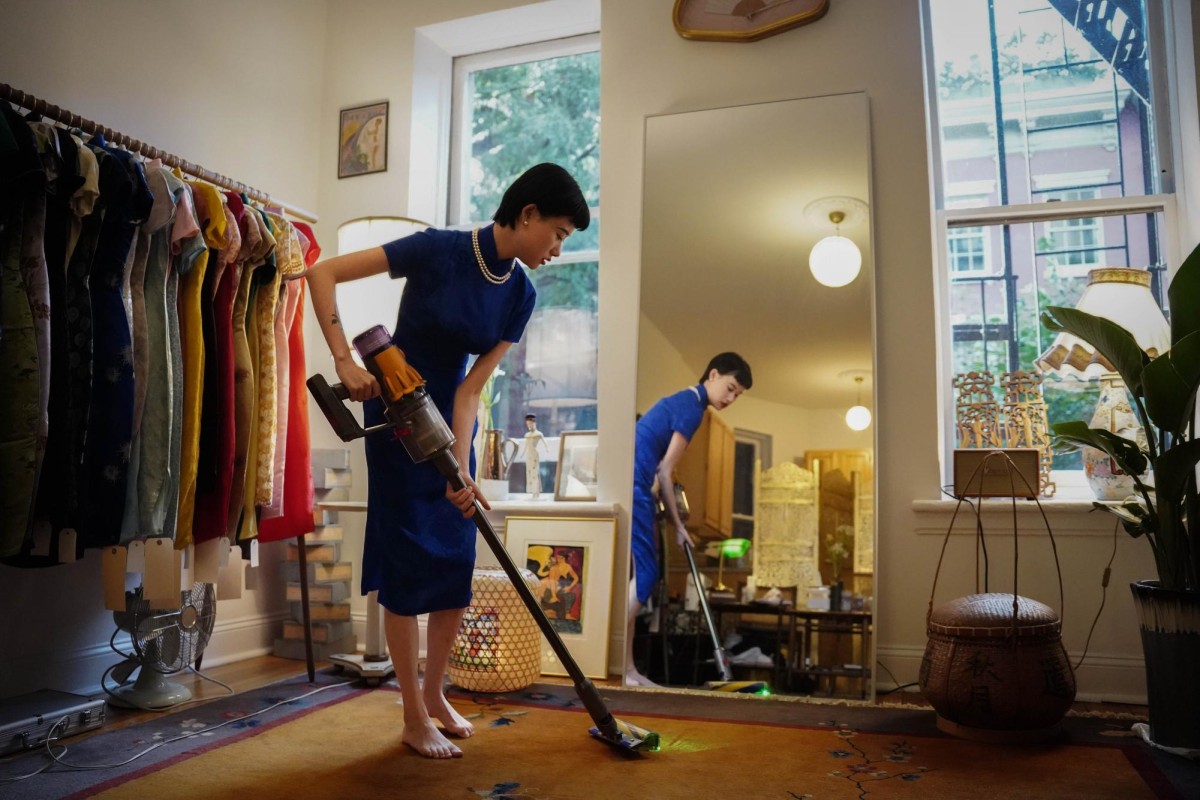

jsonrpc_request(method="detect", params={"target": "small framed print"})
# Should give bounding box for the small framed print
[338,101,388,178]
[673,0,829,43]
[554,430,599,501]
[504,516,616,678]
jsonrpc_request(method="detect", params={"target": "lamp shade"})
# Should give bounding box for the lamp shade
[720,538,752,558]
[809,234,862,288]
[1036,268,1170,379]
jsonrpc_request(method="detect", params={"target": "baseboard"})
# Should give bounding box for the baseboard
[876,643,1147,704]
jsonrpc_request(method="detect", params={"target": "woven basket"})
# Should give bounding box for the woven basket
[920,593,1075,733]
[448,567,543,693]
[919,452,1076,740]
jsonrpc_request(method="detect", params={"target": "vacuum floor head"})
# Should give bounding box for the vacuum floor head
[589,717,661,752]
[704,680,770,695]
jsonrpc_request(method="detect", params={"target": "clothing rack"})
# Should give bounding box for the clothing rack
[0,82,318,223]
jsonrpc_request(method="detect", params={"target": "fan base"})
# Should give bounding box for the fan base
[107,668,193,710]
[329,653,395,685]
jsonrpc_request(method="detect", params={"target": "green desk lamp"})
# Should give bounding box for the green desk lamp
[704,537,751,592]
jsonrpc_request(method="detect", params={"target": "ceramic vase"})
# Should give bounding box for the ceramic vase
[1083,375,1142,501]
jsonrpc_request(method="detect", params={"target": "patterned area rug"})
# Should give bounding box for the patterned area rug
[2,671,1195,799]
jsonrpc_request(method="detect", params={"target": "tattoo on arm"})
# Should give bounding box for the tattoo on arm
[331,314,340,327]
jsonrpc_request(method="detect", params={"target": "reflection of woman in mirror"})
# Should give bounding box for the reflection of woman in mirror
[625,353,752,687]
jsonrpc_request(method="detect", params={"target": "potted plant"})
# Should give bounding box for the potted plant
[1040,241,1200,750]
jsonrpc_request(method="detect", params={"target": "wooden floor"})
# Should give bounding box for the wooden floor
[97,653,1147,736]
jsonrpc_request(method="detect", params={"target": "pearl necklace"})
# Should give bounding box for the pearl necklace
[472,228,517,285]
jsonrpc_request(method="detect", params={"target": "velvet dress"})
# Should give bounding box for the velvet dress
[364,225,535,616]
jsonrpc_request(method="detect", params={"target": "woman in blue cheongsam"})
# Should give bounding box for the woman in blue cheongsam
[306,164,588,759]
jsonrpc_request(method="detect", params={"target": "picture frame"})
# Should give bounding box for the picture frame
[672,0,829,43]
[338,101,389,178]
[504,516,616,678]
[554,430,599,501]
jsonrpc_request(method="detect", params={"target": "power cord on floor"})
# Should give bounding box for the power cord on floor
[0,679,355,783]
[874,659,918,695]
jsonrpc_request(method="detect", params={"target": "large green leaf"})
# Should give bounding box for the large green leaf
[1168,241,1200,345]
[1142,330,1200,436]
[1040,306,1150,394]
[1050,420,1149,475]
[1152,439,1200,506]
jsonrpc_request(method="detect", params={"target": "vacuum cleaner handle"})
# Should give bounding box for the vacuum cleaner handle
[682,540,733,682]
[306,374,411,443]
[431,450,620,740]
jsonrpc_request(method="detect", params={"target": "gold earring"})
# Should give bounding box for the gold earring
[523,219,529,226]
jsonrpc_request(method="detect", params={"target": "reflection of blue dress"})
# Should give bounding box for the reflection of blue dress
[631,384,706,604]
[364,226,535,616]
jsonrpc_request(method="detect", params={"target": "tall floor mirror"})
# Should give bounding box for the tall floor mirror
[632,93,876,701]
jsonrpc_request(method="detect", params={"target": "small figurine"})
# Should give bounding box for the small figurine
[523,414,549,498]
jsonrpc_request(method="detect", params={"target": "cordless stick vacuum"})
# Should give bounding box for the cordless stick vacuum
[660,485,767,695]
[308,325,659,752]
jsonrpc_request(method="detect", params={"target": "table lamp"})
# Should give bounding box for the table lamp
[704,538,751,592]
[1035,267,1170,499]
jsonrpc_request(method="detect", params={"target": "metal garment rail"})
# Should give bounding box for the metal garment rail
[0,82,317,223]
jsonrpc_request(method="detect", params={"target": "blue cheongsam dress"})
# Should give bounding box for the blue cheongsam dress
[363,225,535,616]
[631,384,707,604]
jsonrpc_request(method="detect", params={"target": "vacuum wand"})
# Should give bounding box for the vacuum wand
[681,540,733,682]
[307,325,656,752]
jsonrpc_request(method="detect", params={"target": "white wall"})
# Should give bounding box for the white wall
[0,0,327,696]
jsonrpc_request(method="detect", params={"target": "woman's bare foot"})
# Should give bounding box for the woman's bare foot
[402,719,463,759]
[424,692,475,738]
[624,670,661,688]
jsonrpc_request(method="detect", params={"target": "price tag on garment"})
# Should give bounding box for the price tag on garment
[217,544,243,600]
[57,528,78,563]
[101,546,127,611]
[219,539,231,567]
[125,540,146,574]
[249,538,259,568]
[194,538,221,585]
[144,538,182,609]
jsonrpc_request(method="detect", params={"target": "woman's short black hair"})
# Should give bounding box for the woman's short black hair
[701,352,753,389]
[493,162,590,231]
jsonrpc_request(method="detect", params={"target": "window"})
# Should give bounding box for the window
[731,430,772,540]
[925,0,1184,486]
[1040,187,1105,275]
[449,35,600,441]
[948,225,991,274]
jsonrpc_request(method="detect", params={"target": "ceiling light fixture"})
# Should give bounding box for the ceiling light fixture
[804,196,868,288]
[845,375,871,431]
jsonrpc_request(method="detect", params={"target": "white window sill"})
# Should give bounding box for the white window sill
[317,497,619,517]
[911,496,1126,538]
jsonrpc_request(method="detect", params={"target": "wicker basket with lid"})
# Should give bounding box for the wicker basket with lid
[920,592,1075,738]
[919,451,1076,742]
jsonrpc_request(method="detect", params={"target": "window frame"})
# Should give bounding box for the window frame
[448,32,600,234]
[922,0,1193,496]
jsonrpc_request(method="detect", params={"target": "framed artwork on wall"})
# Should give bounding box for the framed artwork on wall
[504,516,616,678]
[554,430,599,501]
[338,101,389,178]
[673,0,829,43]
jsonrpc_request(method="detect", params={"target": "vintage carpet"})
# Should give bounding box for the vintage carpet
[2,671,1195,799]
